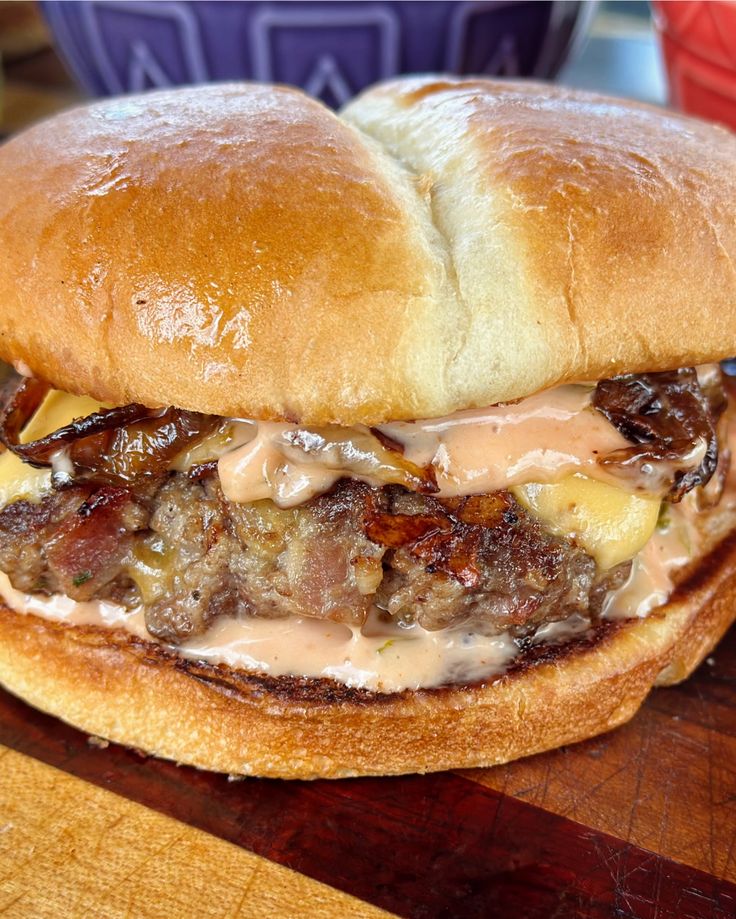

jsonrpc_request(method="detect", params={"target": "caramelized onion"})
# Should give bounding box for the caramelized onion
[0,375,51,458]
[68,409,219,484]
[0,374,218,485]
[593,368,725,502]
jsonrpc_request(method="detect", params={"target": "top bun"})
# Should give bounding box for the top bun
[0,79,735,425]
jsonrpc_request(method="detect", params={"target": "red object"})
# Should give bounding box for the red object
[653,0,736,129]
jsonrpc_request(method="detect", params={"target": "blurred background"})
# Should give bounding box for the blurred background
[0,0,734,140]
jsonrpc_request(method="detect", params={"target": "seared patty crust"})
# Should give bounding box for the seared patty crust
[0,476,629,643]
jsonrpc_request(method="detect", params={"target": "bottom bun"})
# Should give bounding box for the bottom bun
[0,535,735,779]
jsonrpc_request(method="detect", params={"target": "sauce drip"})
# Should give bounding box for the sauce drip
[217,385,633,508]
[381,385,628,495]
[0,572,517,692]
[603,495,701,619]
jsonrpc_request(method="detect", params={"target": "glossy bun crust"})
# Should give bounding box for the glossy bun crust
[1,80,736,424]
[0,530,734,779]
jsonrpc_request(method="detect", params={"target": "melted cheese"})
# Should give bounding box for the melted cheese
[0,385,687,575]
[0,452,49,506]
[0,391,103,505]
[213,388,662,568]
[0,377,722,691]
[604,506,699,618]
[22,391,103,442]
[129,539,173,606]
[513,475,661,569]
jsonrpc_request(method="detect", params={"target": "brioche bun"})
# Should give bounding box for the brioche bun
[1,77,736,778]
[0,526,734,779]
[0,79,735,425]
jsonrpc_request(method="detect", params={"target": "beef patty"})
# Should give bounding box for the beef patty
[0,475,628,644]
[0,366,726,645]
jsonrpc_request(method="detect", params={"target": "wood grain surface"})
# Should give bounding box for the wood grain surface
[467,629,736,883]
[0,744,393,919]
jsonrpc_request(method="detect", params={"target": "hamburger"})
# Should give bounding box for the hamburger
[0,78,735,779]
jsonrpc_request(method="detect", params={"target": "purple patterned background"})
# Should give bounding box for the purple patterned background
[40,1,595,107]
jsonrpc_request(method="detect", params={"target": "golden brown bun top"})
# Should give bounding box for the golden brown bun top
[1,79,736,424]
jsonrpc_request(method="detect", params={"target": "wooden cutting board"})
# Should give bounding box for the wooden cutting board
[0,621,734,918]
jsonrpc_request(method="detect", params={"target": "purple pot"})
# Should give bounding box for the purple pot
[40,1,595,107]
